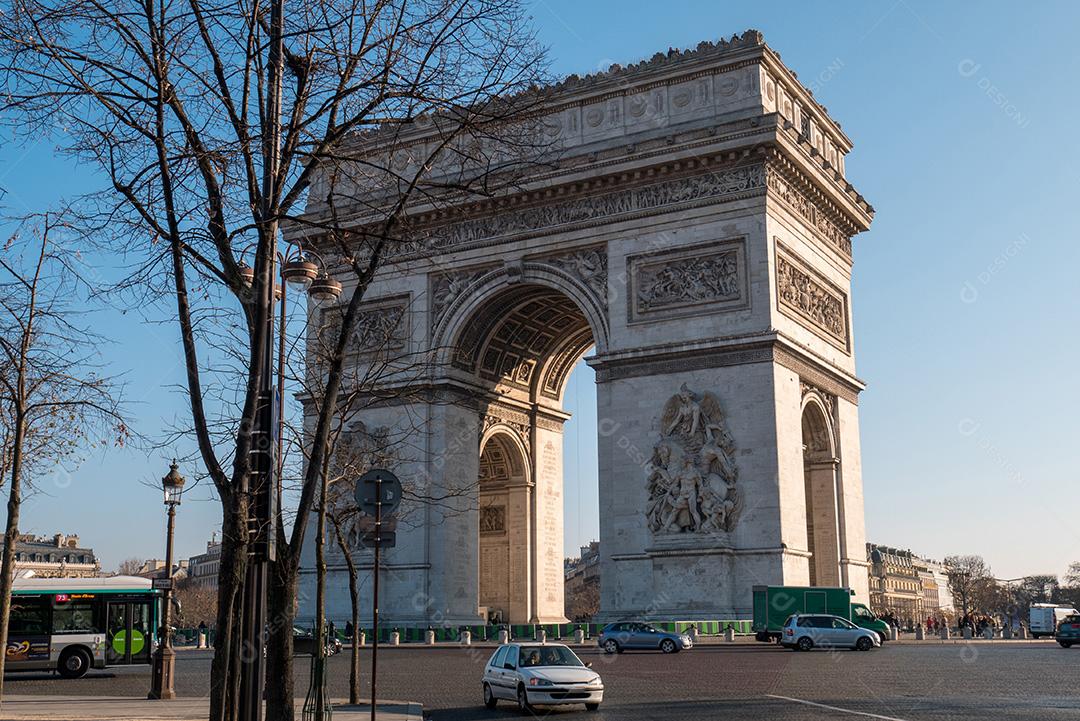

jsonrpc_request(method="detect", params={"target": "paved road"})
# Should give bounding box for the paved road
[5,642,1080,720]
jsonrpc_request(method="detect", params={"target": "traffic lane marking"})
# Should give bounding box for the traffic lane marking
[766,694,912,721]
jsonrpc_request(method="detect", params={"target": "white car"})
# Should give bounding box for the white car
[781,613,881,651]
[482,642,604,712]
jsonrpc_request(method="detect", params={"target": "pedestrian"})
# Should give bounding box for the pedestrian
[345,620,354,639]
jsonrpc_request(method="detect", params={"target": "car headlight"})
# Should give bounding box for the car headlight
[528,678,553,687]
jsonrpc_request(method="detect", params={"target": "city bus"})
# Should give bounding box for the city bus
[6,576,161,678]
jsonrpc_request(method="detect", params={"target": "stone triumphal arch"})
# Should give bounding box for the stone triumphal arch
[298,30,874,625]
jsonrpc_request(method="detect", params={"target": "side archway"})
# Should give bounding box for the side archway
[801,394,842,587]
[477,429,532,624]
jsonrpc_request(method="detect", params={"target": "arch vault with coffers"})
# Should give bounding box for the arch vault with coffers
[296,30,875,625]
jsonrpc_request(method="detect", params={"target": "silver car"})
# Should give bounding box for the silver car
[781,613,881,651]
[481,642,604,712]
[597,621,692,654]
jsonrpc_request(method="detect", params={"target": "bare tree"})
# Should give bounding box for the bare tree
[0,215,127,697]
[176,577,219,628]
[0,2,546,718]
[944,554,995,621]
[116,557,146,576]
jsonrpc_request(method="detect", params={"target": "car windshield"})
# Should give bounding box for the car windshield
[518,646,584,667]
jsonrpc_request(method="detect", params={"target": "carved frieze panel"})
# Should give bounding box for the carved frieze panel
[480,405,531,455]
[765,163,853,257]
[628,238,748,323]
[317,298,409,356]
[413,163,766,256]
[429,264,495,335]
[775,244,849,351]
[480,505,506,534]
[645,385,741,536]
[535,246,608,311]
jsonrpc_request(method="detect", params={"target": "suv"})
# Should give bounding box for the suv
[1055,614,1080,648]
[782,614,880,652]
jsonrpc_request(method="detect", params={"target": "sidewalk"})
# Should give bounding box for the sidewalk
[0,696,422,721]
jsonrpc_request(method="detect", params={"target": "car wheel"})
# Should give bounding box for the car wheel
[585,702,600,711]
[1059,640,1073,648]
[877,632,887,645]
[660,639,677,654]
[796,636,813,652]
[57,647,91,679]
[483,683,497,709]
[603,639,620,654]
[516,685,532,714]
[855,636,873,652]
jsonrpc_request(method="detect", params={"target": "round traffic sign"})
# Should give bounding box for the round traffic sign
[354,469,403,516]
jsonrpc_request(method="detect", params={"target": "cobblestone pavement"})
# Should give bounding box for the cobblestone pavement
[4,642,1079,720]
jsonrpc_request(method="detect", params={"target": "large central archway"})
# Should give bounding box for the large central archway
[443,276,600,624]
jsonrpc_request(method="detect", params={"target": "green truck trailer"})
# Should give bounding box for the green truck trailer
[752,585,889,643]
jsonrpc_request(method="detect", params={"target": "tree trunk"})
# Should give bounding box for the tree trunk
[265,550,298,721]
[0,412,26,700]
[332,520,361,705]
[209,492,248,721]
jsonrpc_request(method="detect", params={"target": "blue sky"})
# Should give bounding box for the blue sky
[3,0,1078,580]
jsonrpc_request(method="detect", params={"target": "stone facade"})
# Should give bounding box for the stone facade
[867,543,954,624]
[4,533,99,579]
[295,29,874,625]
[186,538,222,590]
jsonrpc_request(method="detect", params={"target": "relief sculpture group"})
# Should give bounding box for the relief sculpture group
[646,384,741,534]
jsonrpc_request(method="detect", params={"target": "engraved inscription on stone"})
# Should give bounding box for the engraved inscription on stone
[775,245,848,349]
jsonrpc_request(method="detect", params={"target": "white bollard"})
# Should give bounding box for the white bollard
[983,626,994,640]
[460,630,472,646]
[962,626,973,640]
[1003,625,1012,640]
[687,626,699,643]
[390,631,400,646]
[940,626,950,640]
[574,628,585,644]
[724,627,735,642]
[498,629,509,644]
[198,631,207,649]
[1018,624,1028,640]
[536,628,546,644]
[426,629,436,645]
[915,625,924,640]
[358,631,366,646]
[889,626,899,641]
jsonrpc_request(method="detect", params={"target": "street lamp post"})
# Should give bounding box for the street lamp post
[149,460,185,700]
[236,238,341,721]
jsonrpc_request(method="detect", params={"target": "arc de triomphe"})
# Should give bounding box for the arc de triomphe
[298,30,874,625]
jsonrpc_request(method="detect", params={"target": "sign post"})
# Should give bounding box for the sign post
[354,469,401,721]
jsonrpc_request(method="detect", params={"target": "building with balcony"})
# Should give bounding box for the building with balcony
[4,533,99,578]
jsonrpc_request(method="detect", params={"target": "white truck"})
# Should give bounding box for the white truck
[1029,603,1079,638]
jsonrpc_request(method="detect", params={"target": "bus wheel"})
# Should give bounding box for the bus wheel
[58,647,91,679]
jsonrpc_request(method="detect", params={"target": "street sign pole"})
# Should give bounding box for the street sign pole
[353,468,400,721]
[370,474,381,721]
